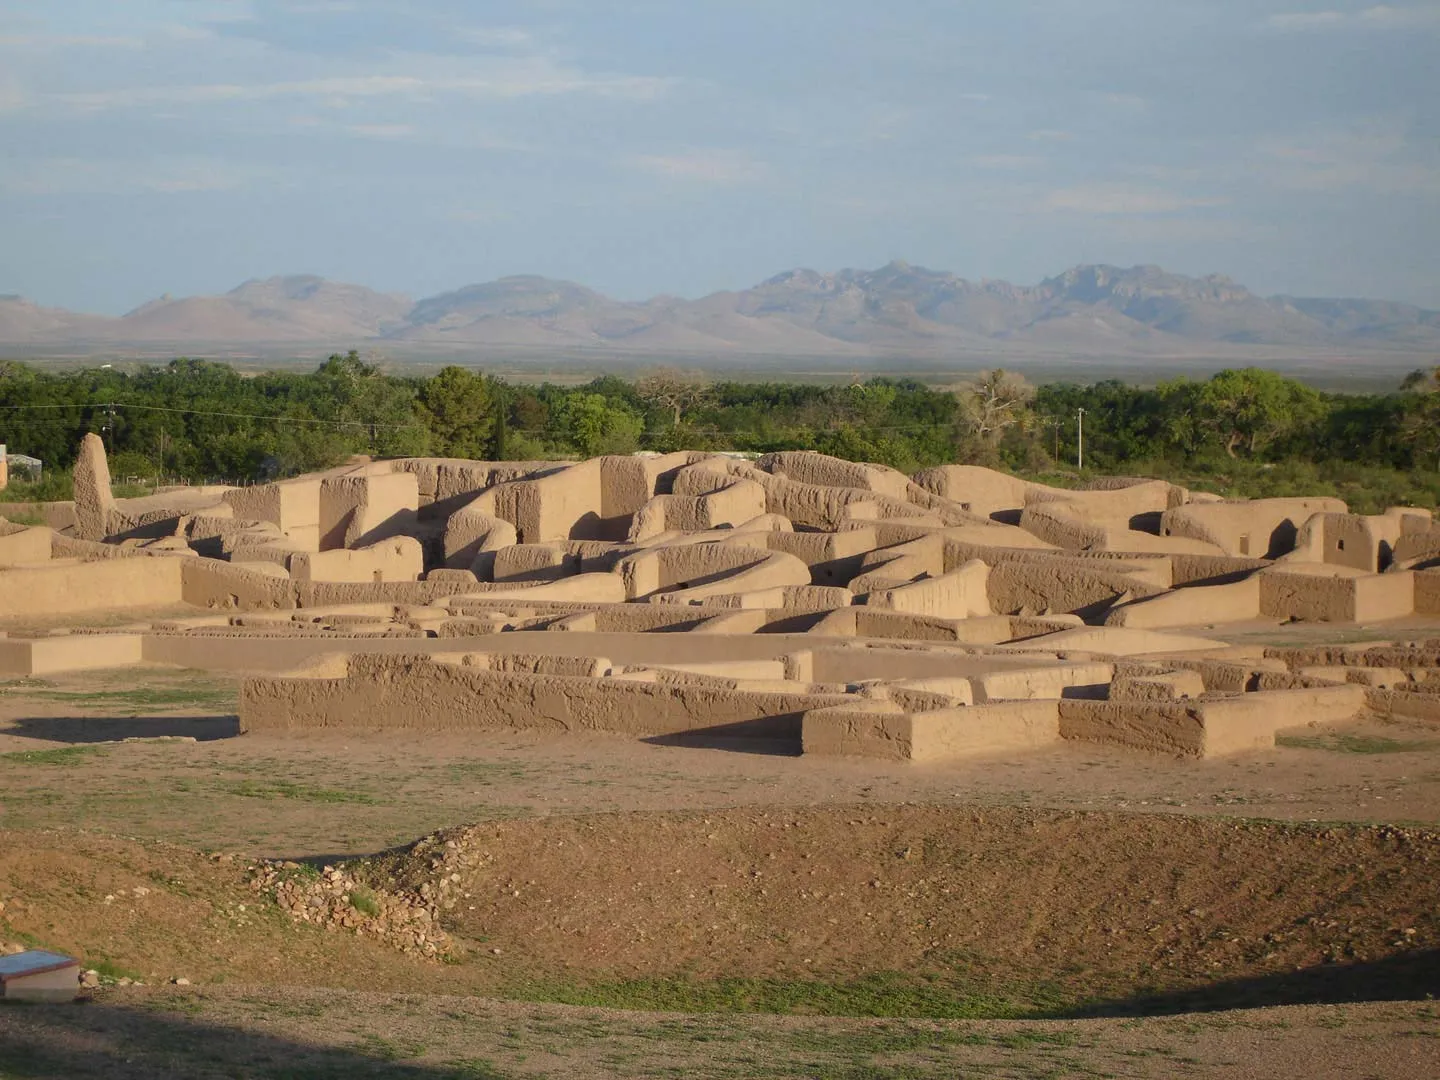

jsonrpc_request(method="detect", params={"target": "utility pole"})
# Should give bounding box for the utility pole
[1076,407,1086,470]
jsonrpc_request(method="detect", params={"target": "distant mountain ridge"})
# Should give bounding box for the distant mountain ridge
[3,263,1438,360]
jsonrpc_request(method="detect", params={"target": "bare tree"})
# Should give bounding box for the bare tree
[635,367,713,425]
[956,368,1034,445]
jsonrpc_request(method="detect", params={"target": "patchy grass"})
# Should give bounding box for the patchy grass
[1277,733,1437,755]
[508,972,1071,1021]
[349,887,381,918]
[19,684,236,713]
[0,745,108,766]
[220,779,380,805]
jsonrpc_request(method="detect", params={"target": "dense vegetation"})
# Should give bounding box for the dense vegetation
[2,354,1438,513]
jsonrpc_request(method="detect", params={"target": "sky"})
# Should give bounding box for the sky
[1,0,1438,314]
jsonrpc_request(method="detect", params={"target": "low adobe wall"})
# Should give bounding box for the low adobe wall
[801,700,1060,762]
[0,525,52,566]
[1057,684,1365,757]
[0,633,144,675]
[291,537,425,584]
[239,652,854,741]
[1259,568,1414,622]
[0,502,76,531]
[986,558,1165,620]
[1106,576,1261,629]
[0,556,184,618]
[1416,570,1440,614]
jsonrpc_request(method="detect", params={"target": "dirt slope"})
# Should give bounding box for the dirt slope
[368,805,1440,1010]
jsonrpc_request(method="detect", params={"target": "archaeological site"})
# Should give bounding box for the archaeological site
[4,434,1440,759]
[3,436,1439,1076]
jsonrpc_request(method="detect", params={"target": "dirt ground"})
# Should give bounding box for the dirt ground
[3,663,1440,1078]
[1,988,1437,1079]
[3,667,1440,858]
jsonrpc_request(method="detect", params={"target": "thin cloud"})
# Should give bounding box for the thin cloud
[971,154,1045,170]
[48,68,674,112]
[1255,127,1440,195]
[346,123,416,138]
[0,157,283,196]
[0,34,146,49]
[1266,5,1440,30]
[631,150,768,185]
[1042,184,1228,215]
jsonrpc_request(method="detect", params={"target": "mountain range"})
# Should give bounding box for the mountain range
[3,263,1438,363]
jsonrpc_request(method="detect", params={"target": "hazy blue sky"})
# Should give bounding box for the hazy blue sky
[2,1,1437,312]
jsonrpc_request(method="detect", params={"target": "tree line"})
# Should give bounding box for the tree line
[2,354,1438,512]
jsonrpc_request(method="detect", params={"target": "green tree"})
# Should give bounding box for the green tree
[417,366,495,459]
[554,392,644,456]
[1191,368,1323,458]
[1400,366,1440,470]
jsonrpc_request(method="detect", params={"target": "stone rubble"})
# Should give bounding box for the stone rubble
[248,859,451,959]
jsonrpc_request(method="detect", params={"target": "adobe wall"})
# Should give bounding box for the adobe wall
[644,550,812,605]
[986,558,1165,619]
[865,559,991,620]
[758,452,912,501]
[1105,575,1261,629]
[72,432,115,541]
[239,652,854,740]
[910,465,1033,518]
[319,472,420,550]
[1057,684,1363,757]
[391,458,561,508]
[1417,569,1440,614]
[492,544,580,583]
[0,556,184,617]
[223,478,322,549]
[0,633,143,676]
[290,537,425,583]
[443,506,517,573]
[1016,503,1109,550]
[0,502,76,530]
[1159,497,1346,558]
[970,661,1114,703]
[633,476,769,538]
[1259,567,1414,622]
[800,700,1060,762]
[0,525,52,566]
[1025,479,1175,529]
[618,543,783,599]
[766,527,877,586]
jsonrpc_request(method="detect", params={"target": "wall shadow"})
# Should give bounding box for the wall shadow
[1055,948,1440,1018]
[4,714,241,744]
[642,731,802,757]
[0,996,507,1079]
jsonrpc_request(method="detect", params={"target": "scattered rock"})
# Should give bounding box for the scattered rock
[249,860,450,960]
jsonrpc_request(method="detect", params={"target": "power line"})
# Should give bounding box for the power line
[0,401,426,431]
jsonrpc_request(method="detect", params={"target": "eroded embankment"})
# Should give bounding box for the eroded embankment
[357,804,1440,1013]
[3,807,1438,1018]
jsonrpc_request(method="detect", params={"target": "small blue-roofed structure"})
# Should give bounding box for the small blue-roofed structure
[0,949,80,1002]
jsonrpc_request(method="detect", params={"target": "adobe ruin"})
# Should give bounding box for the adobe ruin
[2,442,1439,761]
